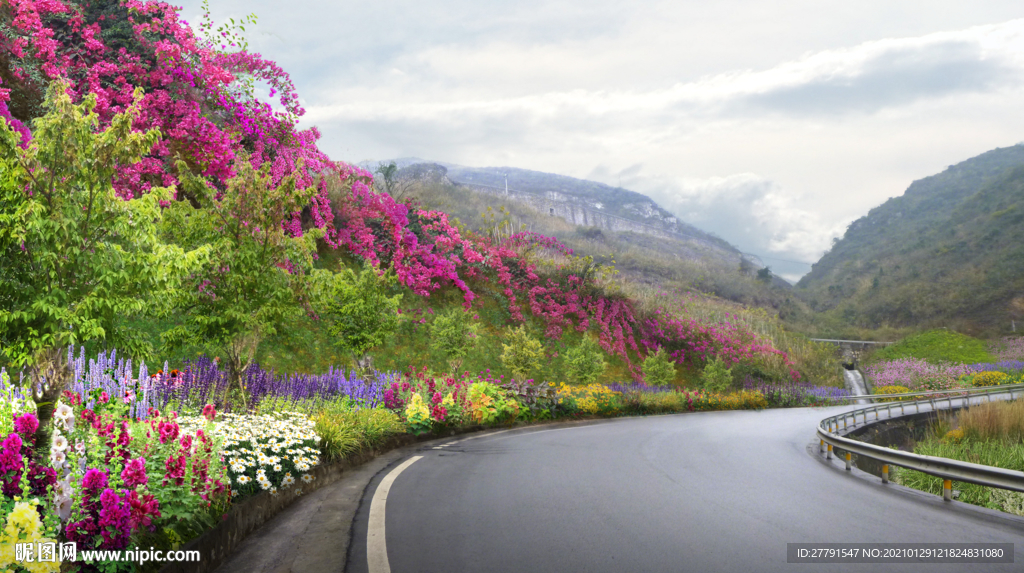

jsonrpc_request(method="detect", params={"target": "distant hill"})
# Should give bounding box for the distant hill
[796,144,1024,335]
[359,158,795,308]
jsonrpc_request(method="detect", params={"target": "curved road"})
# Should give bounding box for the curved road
[347,406,1023,572]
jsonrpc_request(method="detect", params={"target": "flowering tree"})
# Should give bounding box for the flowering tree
[0,80,208,452]
[158,155,326,409]
[0,0,331,198]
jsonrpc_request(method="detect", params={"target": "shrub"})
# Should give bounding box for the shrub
[717,390,768,411]
[322,262,403,370]
[499,325,544,382]
[429,308,478,375]
[563,336,607,385]
[968,371,1011,387]
[467,382,519,424]
[869,330,995,365]
[874,385,912,402]
[556,383,622,415]
[642,348,676,386]
[699,357,733,393]
[942,428,965,443]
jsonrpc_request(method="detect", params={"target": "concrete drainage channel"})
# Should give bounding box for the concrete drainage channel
[815,384,1024,504]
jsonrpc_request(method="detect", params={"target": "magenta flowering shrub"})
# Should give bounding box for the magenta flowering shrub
[0,0,332,199]
[640,310,800,381]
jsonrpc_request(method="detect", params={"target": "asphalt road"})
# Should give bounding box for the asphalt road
[346,406,1024,573]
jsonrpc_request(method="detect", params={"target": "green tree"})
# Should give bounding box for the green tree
[563,335,606,384]
[373,160,414,200]
[700,356,733,393]
[429,308,478,376]
[756,266,773,284]
[159,154,325,409]
[0,81,208,452]
[321,262,403,371]
[499,325,544,382]
[642,347,676,386]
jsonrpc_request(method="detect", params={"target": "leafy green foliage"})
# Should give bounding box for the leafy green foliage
[699,356,733,392]
[429,307,478,375]
[158,154,325,407]
[868,329,994,365]
[467,381,519,424]
[0,81,208,368]
[563,335,607,384]
[321,262,402,368]
[499,324,544,381]
[642,347,677,386]
[314,403,405,462]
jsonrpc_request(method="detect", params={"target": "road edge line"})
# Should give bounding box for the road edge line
[367,455,423,573]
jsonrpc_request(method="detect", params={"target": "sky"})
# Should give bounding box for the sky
[179,0,1024,282]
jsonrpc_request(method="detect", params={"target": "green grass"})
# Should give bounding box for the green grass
[893,438,1024,512]
[867,329,995,365]
[893,399,1024,516]
[311,399,407,462]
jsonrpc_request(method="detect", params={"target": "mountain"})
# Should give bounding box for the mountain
[359,158,794,307]
[796,144,1024,334]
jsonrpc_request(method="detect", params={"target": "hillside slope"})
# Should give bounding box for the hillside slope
[796,144,1024,334]
[365,160,796,310]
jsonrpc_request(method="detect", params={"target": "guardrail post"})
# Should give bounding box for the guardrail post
[943,480,952,501]
[827,444,833,460]
[820,439,825,453]
[845,452,852,471]
[882,464,889,484]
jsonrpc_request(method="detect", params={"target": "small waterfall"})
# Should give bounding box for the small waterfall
[842,368,871,405]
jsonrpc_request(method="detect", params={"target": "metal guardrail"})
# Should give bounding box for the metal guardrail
[816,384,1024,500]
[835,383,1024,403]
[808,338,895,345]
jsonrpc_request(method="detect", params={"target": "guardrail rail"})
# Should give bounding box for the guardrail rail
[816,383,1024,501]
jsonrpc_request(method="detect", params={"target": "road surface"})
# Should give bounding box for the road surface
[346,405,1023,572]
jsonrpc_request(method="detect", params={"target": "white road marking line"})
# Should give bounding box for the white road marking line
[367,456,422,573]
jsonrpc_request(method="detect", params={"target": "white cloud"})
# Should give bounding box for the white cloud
[305,19,1024,126]
[178,1,1024,279]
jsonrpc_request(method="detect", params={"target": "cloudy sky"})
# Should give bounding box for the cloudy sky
[180,0,1024,282]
